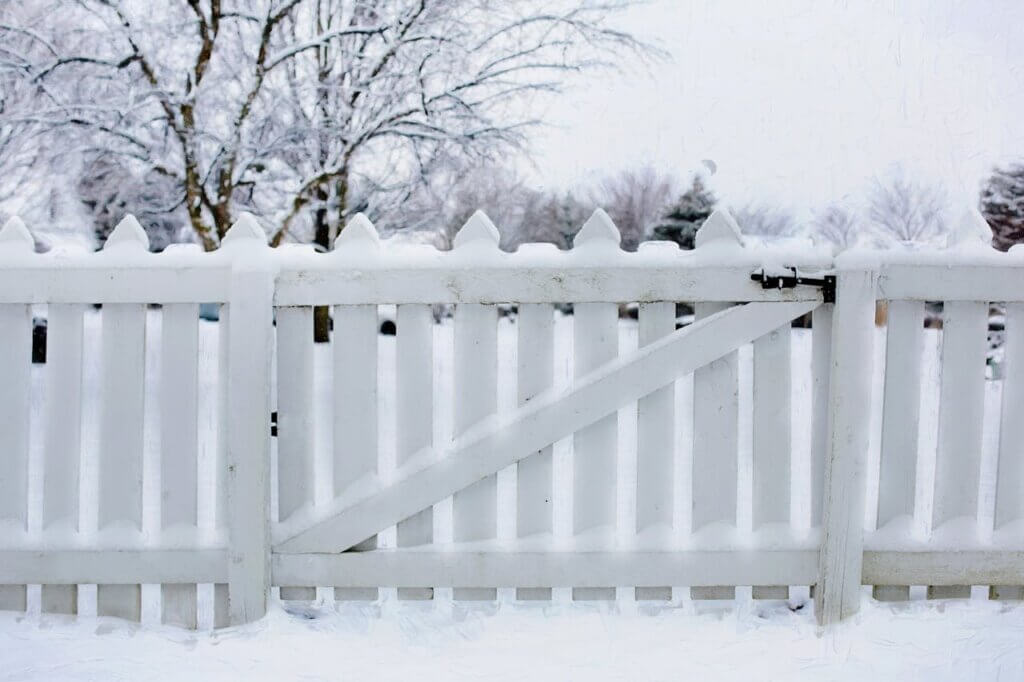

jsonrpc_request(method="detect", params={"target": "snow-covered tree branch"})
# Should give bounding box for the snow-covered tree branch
[1,0,654,250]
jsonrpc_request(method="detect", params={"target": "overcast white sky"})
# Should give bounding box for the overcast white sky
[526,0,1024,217]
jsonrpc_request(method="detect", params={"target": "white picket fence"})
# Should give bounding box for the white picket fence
[0,206,1021,629]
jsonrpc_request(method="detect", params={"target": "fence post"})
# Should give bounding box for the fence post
[223,214,275,625]
[816,266,878,625]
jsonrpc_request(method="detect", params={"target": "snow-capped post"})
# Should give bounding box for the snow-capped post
[690,208,743,600]
[222,213,274,625]
[451,210,501,601]
[571,208,621,600]
[815,259,878,625]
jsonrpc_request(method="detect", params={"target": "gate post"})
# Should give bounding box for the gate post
[816,266,878,625]
[223,215,275,625]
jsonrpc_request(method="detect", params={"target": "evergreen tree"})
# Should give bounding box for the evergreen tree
[652,175,716,249]
[980,163,1024,251]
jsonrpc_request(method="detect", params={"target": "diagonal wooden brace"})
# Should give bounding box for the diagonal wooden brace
[275,299,819,554]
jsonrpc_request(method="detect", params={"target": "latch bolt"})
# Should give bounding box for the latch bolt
[751,267,836,303]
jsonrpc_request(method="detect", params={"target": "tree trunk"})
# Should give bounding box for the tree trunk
[312,184,332,343]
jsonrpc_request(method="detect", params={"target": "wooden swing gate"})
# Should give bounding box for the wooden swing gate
[1,208,1020,630]
[268,209,865,626]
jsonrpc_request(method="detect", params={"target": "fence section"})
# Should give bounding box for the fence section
[0,207,1023,629]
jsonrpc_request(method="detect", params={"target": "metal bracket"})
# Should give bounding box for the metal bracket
[751,267,836,304]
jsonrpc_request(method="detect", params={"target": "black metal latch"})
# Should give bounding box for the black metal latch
[751,267,836,303]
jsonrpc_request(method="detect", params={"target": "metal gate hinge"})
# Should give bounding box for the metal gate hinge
[751,267,836,304]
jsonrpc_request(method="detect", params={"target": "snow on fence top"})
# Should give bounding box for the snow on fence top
[0,208,836,305]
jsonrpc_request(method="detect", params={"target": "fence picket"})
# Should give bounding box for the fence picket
[995,304,1024,529]
[751,323,791,599]
[810,303,833,528]
[572,302,619,601]
[691,301,739,600]
[929,301,988,599]
[516,303,554,601]
[395,303,434,600]
[993,305,1024,600]
[635,302,675,601]
[212,305,230,627]
[41,304,85,613]
[276,306,315,602]
[333,304,379,600]
[873,300,923,601]
[96,302,147,621]
[0,303,31,611]
[224,217,274,625]
[160,303,200,627]
[452,303,499,600]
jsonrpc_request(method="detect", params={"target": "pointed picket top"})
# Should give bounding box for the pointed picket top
[103,214,150,251]
[695,208,745,249]
[574,208,621,248]
[0,216,35,253]
[222,212,267,247]
[335,212,380,249]
[453,210,500,249]
[947,208,991,249]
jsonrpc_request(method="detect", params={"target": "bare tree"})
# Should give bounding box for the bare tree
[810,203,861,250]
[868,172,948,244]
[3,0,652,251]
[731,203,795,238]
[595,165,674,250]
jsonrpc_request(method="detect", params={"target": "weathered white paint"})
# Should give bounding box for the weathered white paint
[809,303,833,527]
[395,303,434,600]
[273,550,819,588]
[224,218,275,626]
[0,304,31,528]
[751,323,792,600]
[932,301,988,530]
[634,302,675,601]
[995,303,1024,529]
[815,269,877,625]
[160,303,200,627]
[40,300,83,615]
[453,303,499,600]
[43,304,85,532]
[96,302,147,621]
[571,301,619,600]
[0,550,227,584]
[332,304,379,496]
[275,306,316,602]
[332,303,380,600]
[515,303,555,601]
[877,300,923,528]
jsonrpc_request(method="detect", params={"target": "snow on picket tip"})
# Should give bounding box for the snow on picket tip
[695,208,745,249]
[222,212,268,245]
[102,214,150,250]
[453,210,500,248]
[334,212,381,249]
[0,216,34,253]
[573,208,621,247]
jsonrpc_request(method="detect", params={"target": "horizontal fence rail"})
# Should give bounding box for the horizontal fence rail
[0,208,1023,629]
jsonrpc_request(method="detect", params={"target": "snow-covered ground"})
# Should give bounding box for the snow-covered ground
[1,308,1018,679]
[3,596,1024,680]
